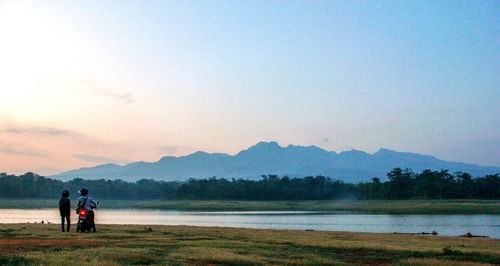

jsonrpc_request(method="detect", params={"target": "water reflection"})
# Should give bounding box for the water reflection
[1,209,498,238]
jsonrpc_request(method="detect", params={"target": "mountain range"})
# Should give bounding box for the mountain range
[52,141,500,182]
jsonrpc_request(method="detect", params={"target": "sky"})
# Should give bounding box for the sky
[0,0,499,175]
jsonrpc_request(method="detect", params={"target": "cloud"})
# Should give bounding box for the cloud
[0,143,45,158]
[73,154,125,164]
[0,119,137,174]
[3,126,71,136]
[93,89,135,103]
[159,145,179,155]
[64,75,135,103]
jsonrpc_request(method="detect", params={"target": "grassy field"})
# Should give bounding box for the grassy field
[0,224,499,266]
[1,199,499,214]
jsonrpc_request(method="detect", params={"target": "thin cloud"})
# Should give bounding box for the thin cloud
[93,89,135,103]
[3,126,70,136]
[0,143,45,158]
[1,124,105,147]
[159,145,179,155]
[67,75,135,104]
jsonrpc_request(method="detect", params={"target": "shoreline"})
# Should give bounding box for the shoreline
[0,222,496,239]
[1,199,498,214]
[1,207,499,216]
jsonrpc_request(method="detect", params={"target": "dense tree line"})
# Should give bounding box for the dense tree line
[0,172,179,200]
[0,169,498,200]
[357,168,499,199]
[176,175,357,200]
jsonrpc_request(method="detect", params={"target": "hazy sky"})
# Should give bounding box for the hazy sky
[0,0,499,175]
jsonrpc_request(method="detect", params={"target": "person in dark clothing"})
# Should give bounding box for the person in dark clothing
[59,190,71,232]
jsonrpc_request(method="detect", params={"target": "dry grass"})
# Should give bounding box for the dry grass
[401,257,497,266]
[0,224,499,265]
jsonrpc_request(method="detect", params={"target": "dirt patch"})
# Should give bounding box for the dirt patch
[337,248,399,265]
[0,237,103,254]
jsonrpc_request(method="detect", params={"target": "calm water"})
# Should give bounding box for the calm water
[1,209,499,238]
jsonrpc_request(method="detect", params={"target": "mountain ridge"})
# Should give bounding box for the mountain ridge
[51,141,500,182]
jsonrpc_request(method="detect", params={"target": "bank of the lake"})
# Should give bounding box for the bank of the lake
[1,224,499,266]
[3,209,499,238]
[0,199,140,209]
[1,199,499,214]
[137,199,500,214]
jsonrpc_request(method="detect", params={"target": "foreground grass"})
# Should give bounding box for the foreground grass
[1,199,499,214]
[0,224,499,266]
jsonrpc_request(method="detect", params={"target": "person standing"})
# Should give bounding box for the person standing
[59,190,71,232]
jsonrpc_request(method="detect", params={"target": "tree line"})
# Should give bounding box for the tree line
[357,168,498,199]
[0,172,179,200]
[0,168,498,200]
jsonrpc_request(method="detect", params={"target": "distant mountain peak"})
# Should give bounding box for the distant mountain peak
[339,149,370,156]
[286,144,320,149]
[374,148,397,155]
[255,141,281,148]
[82,163,121,170]
[238,141,283,155]
[374,148,438,160]
[52,141,500,182]
[189,151,210,156]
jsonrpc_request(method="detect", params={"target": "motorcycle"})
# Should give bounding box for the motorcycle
[76,202,98,233]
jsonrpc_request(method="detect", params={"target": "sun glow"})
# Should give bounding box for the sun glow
[0,2,94,123]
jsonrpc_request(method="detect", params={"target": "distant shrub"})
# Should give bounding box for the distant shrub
[442,246,463,255]
[0,255,33,266]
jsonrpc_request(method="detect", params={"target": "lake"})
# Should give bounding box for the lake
[1,209,499,238]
